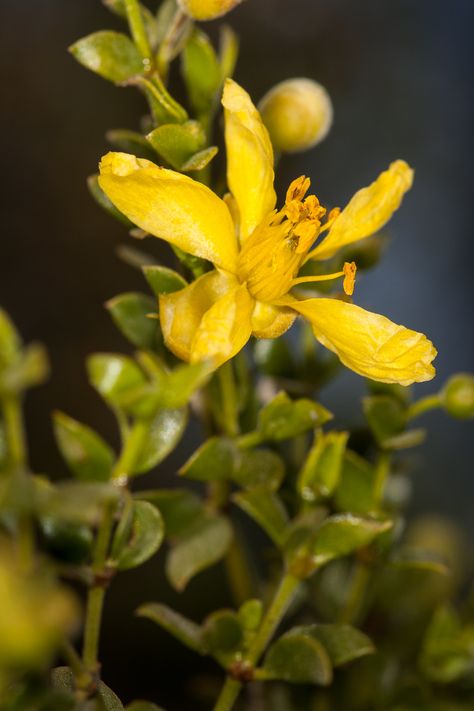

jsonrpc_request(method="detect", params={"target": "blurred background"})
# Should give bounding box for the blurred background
[0,0,473,707]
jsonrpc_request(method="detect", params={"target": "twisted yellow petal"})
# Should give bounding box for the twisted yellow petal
[285,296,436,385]
[251,301,296,339]
[222,79,276,241]
[311,160,414,261]
[99,152,238,272]
[159,271,238,362]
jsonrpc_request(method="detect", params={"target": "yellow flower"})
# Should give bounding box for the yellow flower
[178,0,243,21]
[98,79,437,385]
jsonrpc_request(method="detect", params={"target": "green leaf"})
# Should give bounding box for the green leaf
[258,392,332,442]
[135,488,203,537]
[294,624,375,666]
[219,25,239,83]
[363,395,407,445]
[146,121,205,169]
[38,482,119,526]
[134,408,187,474]
[233,490,289,547]
[143,265,187,296]
[114,501,164,570]
[298,431,348,502]
[87,174,133,226]
[87,353,147,407]
[137,602,203,653]
[166,514,233,591]
[106,129,157,160]
[0,342,49,394]
[53,411,114,482]
[233,448,285,491]
[261,632,332,685]
[134,75,188,125]
[334,451,377,515]
[254,338,294,377]
[180,146,219,172]
[382,428,426,450]
[420,606,474,683]
[69,31,145,83]
[41,517,93,565]
[181,29,221,114]
[238,599,263,632]
[52,667,124,709]
[390,547,449,575]
[202,610,244,664]
[106,293,159,350]
[312,514,393,567]
[180,437,236,482]
[0,308,21,370]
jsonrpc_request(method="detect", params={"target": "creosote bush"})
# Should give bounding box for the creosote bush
[1,2,473,711]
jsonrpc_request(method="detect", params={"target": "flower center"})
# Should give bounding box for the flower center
[237,176,349,301]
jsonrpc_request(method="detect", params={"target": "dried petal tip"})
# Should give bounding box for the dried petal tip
[178,0,243,21]
[259,78,333,154]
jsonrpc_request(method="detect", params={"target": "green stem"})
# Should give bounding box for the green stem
[406,393,441,421]
[373,450,390,508]
[124,0,152,63]
[111,418,150,482]
[2,395,26,469]
[212,572,301,711]
[82,498,116,672]
[217,362,239,437]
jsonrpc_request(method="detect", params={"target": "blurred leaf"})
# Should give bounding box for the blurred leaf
[143,265,187,296]
[254,338,294,378]
[52,668,123,709]
[133,408,187,474]
[37,482,119,526]
[238,599,263,632]
[53,411,114,482]
[0,307,21,369]
[180,146,218,172]
[382,428,426,450]
[146,121,205,169]
[294,624,374,666]
[233,490,289,547]
[298,431,348,502]
[363,395,406,445]
[87,174,133,226]
[258,392,332,442]
[367,380,412,406]
[180,437,236,482]
[261,631,332,685]
[219,25,239,83]
[69,31,145,83]
[166,514,233,591]
[106,129,157,160]
[87,353,147,407]
[135,488,203,537]
[312,514,393,567]
[137,602,203,653]
[390,547,449,575]
[106,293,159,350]
[202,610,244,664]
[233,448,285,491]
[334,451,377,515]
[420,606,474,684]
[0,342,49,394]
[40,517,93,565]
[181,29,221,114]
[112,501,164,570]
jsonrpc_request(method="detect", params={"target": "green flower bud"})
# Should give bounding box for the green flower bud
[441,373,474,419]
[177,0,243,21]
[258,78,333,153]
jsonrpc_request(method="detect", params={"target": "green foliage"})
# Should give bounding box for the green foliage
[143,265,187,296]
[106,292,159,350]
[113,500,164,570]
[181,30,221,115]
[69,31,145,83]
[53,411,114,482]
[256,391,332,442]
[262,632,333,685]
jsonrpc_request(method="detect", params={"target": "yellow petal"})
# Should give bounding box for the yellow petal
[159,270,238,362]
[191,284,254,365]
[222,79,276,241]
[99,152,238,272]
[286,296,436,385]
[251,300,296,339]
[312,160,414,261]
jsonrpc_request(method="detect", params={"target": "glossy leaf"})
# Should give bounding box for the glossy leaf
[87,174,133,226]
[181,29,221,114]
[294,624,375,666]
[137,602,203,653]
[262,632,332,685]
[166,514,233,591]
[233,448,285,491]
[312,514,393,566]
[87,353,147,407]
[114,501,164,570]
[40,517,93,565]
[69,31,145,83]
[106,293,159,350]
[233,490,289,547]
[146,121,205,169]
[143,265,187,296]
[133,408,187,474]
[135,488,203,537]
[334,451,377,515]
[258,392,332,442]
[180,437,236,482]
[53,411,114,482]
[298,431,348,502]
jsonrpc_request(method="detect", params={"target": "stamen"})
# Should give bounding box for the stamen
[286,175,311,203]
[291,261,357,296]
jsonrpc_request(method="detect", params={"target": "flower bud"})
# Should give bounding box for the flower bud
[178,0,243,21]
[258,78,333,153]
[440,373,474,419]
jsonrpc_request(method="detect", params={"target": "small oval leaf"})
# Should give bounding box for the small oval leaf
[115,501,164,570]
[262,632,333,685]
[69,31,144,83]
[53,411,114,482]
